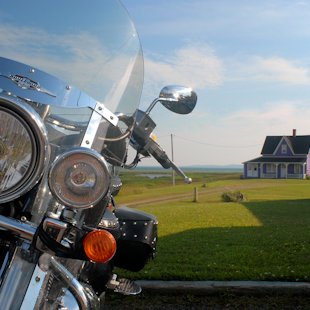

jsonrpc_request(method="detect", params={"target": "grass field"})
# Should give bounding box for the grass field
[115,171,310,282]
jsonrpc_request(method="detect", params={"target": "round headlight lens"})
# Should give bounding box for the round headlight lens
[49,148,110,209]
[0,97,48,203]
[0,110,34,190]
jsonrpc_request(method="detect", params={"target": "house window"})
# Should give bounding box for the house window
[294,164,302,174]
[266,164,275,173]
[281,144,287,154]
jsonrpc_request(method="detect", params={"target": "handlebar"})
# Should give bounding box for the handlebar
[130,109,192,184]
[143,138,192,184]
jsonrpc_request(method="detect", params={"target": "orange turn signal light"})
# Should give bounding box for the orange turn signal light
[83,229,117,263]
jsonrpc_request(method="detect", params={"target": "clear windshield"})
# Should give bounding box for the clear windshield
[0,0,143,115]
[0,0,144,168]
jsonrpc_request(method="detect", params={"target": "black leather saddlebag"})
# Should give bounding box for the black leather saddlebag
[113,206,158,272]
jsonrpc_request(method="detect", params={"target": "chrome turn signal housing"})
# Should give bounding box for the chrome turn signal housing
[48,148,110,209]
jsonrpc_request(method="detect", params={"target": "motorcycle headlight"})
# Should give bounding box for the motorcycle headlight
[49,148,110,209]
[0,96,48,203]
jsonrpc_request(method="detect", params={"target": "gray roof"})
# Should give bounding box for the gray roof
[262,135,310,155]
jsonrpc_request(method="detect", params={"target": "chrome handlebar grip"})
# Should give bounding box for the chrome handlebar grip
[144,139,192,184]
[169,160,192,184]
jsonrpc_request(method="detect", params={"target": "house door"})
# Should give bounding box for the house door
[247,164,258,177]
[280,164,286,178]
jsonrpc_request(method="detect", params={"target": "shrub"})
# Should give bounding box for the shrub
[221,190,246,202]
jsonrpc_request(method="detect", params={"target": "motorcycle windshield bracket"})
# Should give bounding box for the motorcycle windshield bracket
[81,102,119,148]
[94,102,119,127]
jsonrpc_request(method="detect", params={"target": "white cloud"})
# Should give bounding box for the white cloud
[222,100,310,145]
[0,24,111,86]
[152,100,310,166]
[0,24,143,110]
[237,56,310,85]
[225,101,297,122]
[144,44,224,90]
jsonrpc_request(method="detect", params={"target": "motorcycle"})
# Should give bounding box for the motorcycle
[0,1,197,309]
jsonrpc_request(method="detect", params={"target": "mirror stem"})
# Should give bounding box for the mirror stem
[145,98,159,115]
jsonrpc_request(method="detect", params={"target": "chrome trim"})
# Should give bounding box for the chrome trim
[0,215,36,241]
[20,264,47,310]
[94,102,118,127]
[59,289,80,310]
[0,251,10,282]
[39,254,100,310]
[0,246,36,310]
[48,147,110,209]
[0,57,98,108]
[81,102,118,148]
[81,106,102,148]
[0,94,49,203]
[42,218,68,242]
[1,73,56,98]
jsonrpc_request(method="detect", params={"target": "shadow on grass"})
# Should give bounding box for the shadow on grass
[124,199,310,282]
[105,291,310,310]
[243,198,310,226]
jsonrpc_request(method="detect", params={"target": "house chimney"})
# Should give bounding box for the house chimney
[293,129,296,137]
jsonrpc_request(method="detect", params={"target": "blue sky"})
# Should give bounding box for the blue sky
[1,1,310,167]
[122,0,310,166]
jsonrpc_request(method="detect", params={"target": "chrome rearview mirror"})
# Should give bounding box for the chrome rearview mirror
[145,85,197,115]
[159,85,197,114]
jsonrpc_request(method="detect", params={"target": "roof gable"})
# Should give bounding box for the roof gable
[273,137,294,156]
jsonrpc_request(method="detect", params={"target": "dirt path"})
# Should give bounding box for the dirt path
[121,182,276,208]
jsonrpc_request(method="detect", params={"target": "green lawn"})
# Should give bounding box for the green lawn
[115,172,310,281]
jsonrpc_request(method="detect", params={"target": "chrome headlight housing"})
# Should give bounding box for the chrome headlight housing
[49,148,110,209]
[0,96,49,203]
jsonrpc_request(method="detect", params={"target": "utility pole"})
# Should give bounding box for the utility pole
[171,133,175,186]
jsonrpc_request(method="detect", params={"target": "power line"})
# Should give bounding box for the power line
[172,134,261,149]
